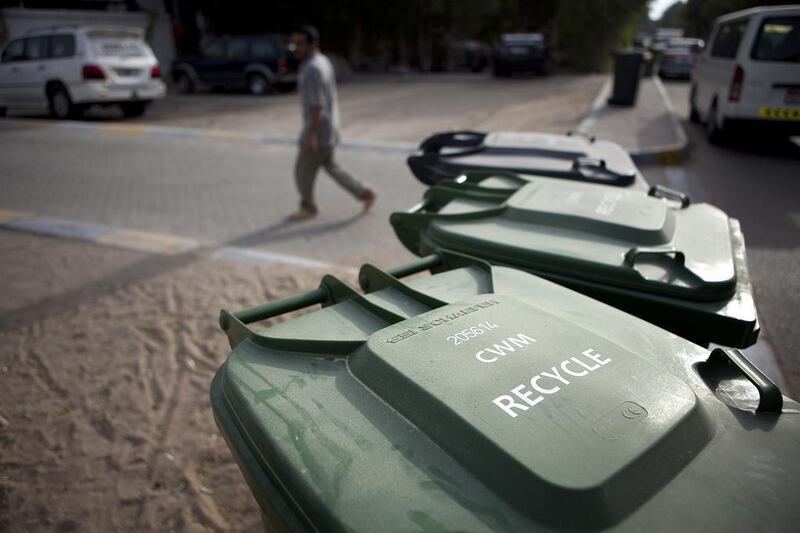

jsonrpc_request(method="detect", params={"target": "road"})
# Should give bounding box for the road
[647,79,800,394]
[1,75,798,394]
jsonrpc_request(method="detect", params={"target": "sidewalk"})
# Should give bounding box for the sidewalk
[576,76,689,165]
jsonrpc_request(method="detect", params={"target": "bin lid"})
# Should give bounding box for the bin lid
[214,256,798,532]
[409,130,646,188]
[410,177,737,301]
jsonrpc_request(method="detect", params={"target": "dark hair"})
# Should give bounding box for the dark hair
[293,25,319,45]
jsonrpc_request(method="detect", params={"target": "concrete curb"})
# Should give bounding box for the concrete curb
[575,75,690,166]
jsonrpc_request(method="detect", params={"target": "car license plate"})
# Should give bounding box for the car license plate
[785,88,800,104]
[758,107,800,120]
[510,46,528,55]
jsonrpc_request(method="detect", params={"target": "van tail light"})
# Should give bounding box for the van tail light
[277,57,288,73]
[729,65,744,102]
[150,64,161,79]
[82,64,106,80]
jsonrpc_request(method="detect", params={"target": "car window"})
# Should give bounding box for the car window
[227,38,248,59]
[25,36,50,60]
[710,19,748,58]
[751,16,800,62]
[2,39,25,62]
[204,40,225,58]
[251,38,277,59]
[88,30,147,58]
[50,34,76,58]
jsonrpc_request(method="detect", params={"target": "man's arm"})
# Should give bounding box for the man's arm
[305,106,321,153]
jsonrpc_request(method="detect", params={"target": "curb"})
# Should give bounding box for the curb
[574,76,690,166]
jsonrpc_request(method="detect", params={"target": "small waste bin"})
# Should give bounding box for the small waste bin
[609,49,644,106]
[390,171,759,348]
[213,253,800,532]
[406,130,649,188]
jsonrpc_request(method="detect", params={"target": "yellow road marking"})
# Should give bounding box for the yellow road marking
[0,209,30,223]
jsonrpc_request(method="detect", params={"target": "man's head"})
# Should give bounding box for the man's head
[291,25,319,61]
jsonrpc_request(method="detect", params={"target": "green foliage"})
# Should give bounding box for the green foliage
[186,0,649,72]
[554,0,649,71]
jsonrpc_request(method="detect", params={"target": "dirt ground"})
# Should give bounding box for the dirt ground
[0,229,355,532]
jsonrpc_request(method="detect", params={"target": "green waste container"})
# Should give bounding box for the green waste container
[213,253,799,532]
[390,171,759,348]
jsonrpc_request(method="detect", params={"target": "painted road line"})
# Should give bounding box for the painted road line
[0,209,30,223]
[212,246,356,274]
[94,228,200,255]
[0,117,414,154]
[4,215,115,241]
[0,208,356,272]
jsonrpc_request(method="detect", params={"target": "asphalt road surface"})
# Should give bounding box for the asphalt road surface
[1,77,798,394]
[648,79,800,394]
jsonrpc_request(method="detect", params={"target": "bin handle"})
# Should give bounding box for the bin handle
[649,184,690,208]
[572,157,606,170]
[420,130,486,153]
[567,129,596,143]
[624,246,685,267]
[707,348,783,413]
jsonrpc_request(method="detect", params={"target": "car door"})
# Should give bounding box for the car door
[19,35,50,105]
[745,13,800,115]
[195,39,227,84]
[0,38,27,105]
[221,37,249,86]
[704,18,749,116]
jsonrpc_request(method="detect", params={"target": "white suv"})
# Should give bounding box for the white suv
[690,5,800,143]
[0,25,166,119]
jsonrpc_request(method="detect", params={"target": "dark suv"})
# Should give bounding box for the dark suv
[172,34,298,94]
[493,33,552,77]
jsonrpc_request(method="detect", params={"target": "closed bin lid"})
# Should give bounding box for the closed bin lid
[214,256,798,532]
[408,130,646,188]
[422,178,736,301]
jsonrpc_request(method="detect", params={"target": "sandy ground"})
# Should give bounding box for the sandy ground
[0,229,354,532]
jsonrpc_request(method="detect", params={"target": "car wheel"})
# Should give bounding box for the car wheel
[689,86,701,123]
[705,100,725,144]
[0,107,7,118]
[175,71,195,94]
[120,101,148,118]
[48,85,81,120]
[493,65,508,77]
[247,73,270,95]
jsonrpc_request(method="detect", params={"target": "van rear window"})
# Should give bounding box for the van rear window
[88,30,147,57]
[752,16,800,62]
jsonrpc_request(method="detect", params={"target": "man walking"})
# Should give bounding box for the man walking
[288,25,376,221]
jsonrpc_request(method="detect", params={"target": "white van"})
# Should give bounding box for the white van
[0,25,166,119]
[690,5,800,142]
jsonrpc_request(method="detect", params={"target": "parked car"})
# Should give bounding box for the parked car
[493,33,552,77]
[172,34,298,95]
[658,38,704,79]
[450,39,491,73]
[0,25,165,119]
[691,5,800,142]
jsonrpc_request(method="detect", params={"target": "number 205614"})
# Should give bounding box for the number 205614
[446,322,499,346]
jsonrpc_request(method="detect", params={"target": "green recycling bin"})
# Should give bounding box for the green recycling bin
[213,252,799,532]
[390,171,759,348]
